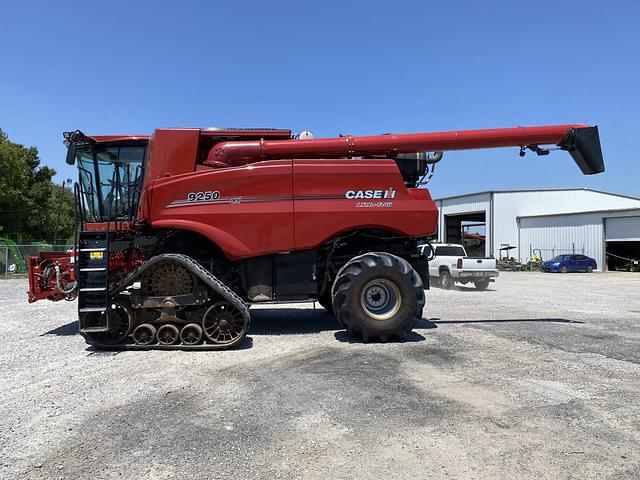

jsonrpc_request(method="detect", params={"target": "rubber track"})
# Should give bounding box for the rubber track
[88,253,250,350]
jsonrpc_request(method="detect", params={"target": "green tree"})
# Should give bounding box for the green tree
[0,129,74,243]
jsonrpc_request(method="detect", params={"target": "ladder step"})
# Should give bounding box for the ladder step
[79,267,107,272]
[79,287,107,292]
[80,326,110,333]
[79,307,106,313]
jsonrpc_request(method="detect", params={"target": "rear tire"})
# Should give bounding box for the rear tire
[586,265,593,273]
[474,278,490,290]
[332,252,425,342]
[440,270,453,289]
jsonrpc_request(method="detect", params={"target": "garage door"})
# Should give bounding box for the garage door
[606,216,640,241]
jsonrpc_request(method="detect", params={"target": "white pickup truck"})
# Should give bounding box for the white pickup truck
[418,243,498,290]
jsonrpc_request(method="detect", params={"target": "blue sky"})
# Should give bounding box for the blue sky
[1,0,638,198]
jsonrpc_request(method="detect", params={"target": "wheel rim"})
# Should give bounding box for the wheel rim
[441,273,450,287]
[180,323,203,345]
[360,279,402,321]
[133,324,156,345]
[157,324,179,345]
[202,302,246,345]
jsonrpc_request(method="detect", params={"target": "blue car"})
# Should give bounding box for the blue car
[542,254,597,273]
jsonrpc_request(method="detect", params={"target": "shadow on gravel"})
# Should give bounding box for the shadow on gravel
[334,330,427,343]
[430,285,496,292]
[83,337,255,353]
[41,321,78,336]
[248,308,341,334]
[417,318,439,329]
[432,318,583,325]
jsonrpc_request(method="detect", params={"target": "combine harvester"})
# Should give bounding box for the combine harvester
[27,124,604,348]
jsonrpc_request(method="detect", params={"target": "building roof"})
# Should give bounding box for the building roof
[434,187,640,203]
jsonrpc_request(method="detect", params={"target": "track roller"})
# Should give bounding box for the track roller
[157,324,180,345]
[133,323,157,345]
[180,323,203,345]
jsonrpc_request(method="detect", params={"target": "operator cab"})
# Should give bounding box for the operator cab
[65,131,149,224]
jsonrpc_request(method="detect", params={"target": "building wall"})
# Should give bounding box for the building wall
[436,189,640,263]
[519,209,640,271]
[519,213,605,269]
[492,190,640,261]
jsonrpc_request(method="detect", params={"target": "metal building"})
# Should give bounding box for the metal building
[434,188,640,271]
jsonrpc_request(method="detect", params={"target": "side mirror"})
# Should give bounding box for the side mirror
[65,142,77,165]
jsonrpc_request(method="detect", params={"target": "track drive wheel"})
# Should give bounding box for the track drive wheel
[83,302,132,346]
[331,252,424,342]
[202,301,248,348]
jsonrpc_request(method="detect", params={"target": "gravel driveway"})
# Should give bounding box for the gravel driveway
[1,272,639,479]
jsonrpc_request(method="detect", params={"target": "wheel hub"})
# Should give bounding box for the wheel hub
[360,279,402,321]
[202,301,247,345]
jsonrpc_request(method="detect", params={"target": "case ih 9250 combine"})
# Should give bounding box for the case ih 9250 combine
[27,124,604,349]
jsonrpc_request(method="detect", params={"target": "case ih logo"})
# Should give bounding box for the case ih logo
[345,188,396,200]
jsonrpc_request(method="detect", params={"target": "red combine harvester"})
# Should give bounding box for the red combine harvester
[27,124,604,349]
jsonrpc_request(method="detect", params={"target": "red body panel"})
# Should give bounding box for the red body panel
[146,128,200,182]
[146,157,437,260]
[292,159,437,249]
[148,160,295,259]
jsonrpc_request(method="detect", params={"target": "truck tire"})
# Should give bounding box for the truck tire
[439,270,453,289]
[332,252,425,342]
[474,278,490,290]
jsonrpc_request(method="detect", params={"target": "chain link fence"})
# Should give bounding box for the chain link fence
[0,243,73,278]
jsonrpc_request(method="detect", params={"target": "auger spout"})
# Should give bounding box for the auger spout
[205,124,604,175]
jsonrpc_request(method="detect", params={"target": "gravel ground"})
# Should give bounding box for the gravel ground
[0,272,639,480]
